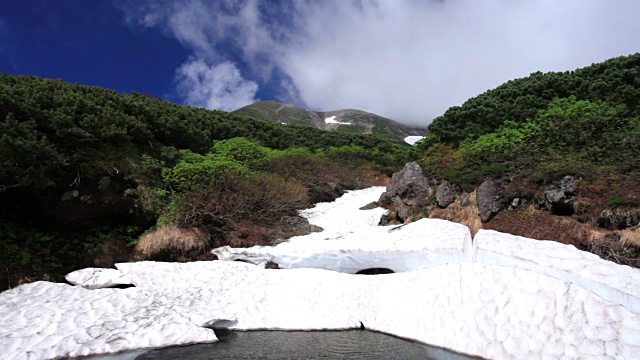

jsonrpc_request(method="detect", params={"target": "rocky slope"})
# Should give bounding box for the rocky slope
[377,162,640,268]
[232,100,426,143]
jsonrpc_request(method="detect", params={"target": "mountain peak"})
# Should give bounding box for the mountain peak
[233,101,426,143]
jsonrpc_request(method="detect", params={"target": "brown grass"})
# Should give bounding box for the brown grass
[485,205,591,249]
[429,190,483,236]
[620,227,640,247]
[134,225,209,261]
[360,167,391,187]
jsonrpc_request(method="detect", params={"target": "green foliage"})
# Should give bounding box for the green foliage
[459,120,540,162]
[0,113,59,190]
[608,194,625,208]
[428,53,640,145]
[534,96,635,163]
[212,137,273,169]
[417,53,640,194]
[336,124,365,134]
[162,150,248,191]
[0,220,110,283]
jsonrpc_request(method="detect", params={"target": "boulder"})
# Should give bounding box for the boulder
[460,192,472,207]
[436,181,456,208]
[378,162,431,222]
[359,201,380,210]
[476,178,503,222]
[60,190,79,202]
[544,175,580,216]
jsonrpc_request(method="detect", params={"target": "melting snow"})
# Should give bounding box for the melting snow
[404,136,424,145]
[324,116,351,125]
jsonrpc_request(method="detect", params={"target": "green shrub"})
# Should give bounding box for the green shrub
[162,150,248,191]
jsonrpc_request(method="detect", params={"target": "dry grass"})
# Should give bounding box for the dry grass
[599,207,640,229]
[620,226,640,247]
[485,205,591,249]
[429,190,483,236]
[134,225,209,261]
[587,229,640,268]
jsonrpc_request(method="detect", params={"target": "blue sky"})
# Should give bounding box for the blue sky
[1,1,639,127]
[0,1,187,99]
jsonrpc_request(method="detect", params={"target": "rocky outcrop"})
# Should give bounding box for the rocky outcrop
[359,201,379,210]
[436,181,456,208]
[378,162,590,228]
[378,162,431,222]
[476,178,504,223]
[543,175,581,215]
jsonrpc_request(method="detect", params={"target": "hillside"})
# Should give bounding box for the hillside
[0,74,414,290]
[233,100,426,144]
[426,53,640,146]
[406,53,640,268]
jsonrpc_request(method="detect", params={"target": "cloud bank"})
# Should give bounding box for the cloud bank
[176,59,259,111]
[121,0,640,126]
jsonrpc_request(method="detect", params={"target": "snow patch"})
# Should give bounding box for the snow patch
[324,116,351,125]
[404,135,424,145]
[65,268,133,289]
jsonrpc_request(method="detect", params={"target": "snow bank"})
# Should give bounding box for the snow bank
[0,281,217,360]
[213,218,472,273]
[118,261,640,359]
[474,229,640,315]
[65,268,132,289]
[404,135,424,145]
[324,115,351,125]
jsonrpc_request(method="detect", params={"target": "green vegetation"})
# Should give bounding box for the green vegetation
[425,53,640,146]
[0,74,414,290]
[336,124,366,134]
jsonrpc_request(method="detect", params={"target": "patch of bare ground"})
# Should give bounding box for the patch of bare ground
[484,206,640,268]
[360,168,391,187]
[429,190,483,236]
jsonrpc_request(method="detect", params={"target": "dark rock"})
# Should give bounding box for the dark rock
[355,268,395,275]
[460,192,472,207]
[544,175,581,216]
[477,178,503,222]
[98,176,111,191]
[265,216,324,242]
[60,190,79,202]
[265,261,280,269]
[280,216,323,233]
[378,162,431,222]
[359,201,379,210]
[378,203,398,226]
[436,181,456,209]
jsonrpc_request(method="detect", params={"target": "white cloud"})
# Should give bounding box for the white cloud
[122,0,640,126]
[175,59,258,111]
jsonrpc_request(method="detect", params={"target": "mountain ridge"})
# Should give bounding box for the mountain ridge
[233,100,426,143]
